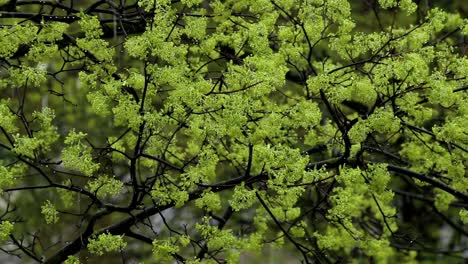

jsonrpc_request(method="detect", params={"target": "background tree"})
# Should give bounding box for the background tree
[0,0,467,263]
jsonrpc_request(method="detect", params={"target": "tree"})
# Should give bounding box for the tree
[0,0,467,263]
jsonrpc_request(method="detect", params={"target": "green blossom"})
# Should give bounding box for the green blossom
[0,221,13,241]
[434,190,455,212]
[12,135,42,157]
[348,118,370,143]
[87,91,111,116]
[41,200,59,224]
[462,21,468,35]
[58,180,75,208]
[37,22,68,42]
[151,182,189,208]
[78,13,103,38]
[10,66,47,88]
[64,255,80,264]
[367,164,391,193]
[399,0,417,14]
[195,191,222,212]
[229,183,256,211]
[184,16,207,39]
[76,38,113,62]
[87,176,123,198]
[0,165,14,193]
[368,108,400,134]
[152,239,179,262]
[112,95,142,130]
[460,209,468,224]
[32,107,60,153]
[181,0,203,7]
[0,23,37,58]
[88,233,127,256]
[378,0,396,9]
[62,130,100,176]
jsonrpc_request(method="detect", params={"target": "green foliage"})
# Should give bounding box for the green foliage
[151,181,190,208]
[460,209,468,224]
[88,233,127,256]
[0,102,18,134]
[0,0,467,263]
[87,176,123,198]
[0,221,13,241]
[195,218,242,262]
[57,181,76,208]
[64,255,80,264]
[229,183,256,211]
[41,200,59,224]
[62,129,100,176]
[0,164,14,193]
[195,190,222,212]
[0,23,37,58]
[152,239,179,262]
